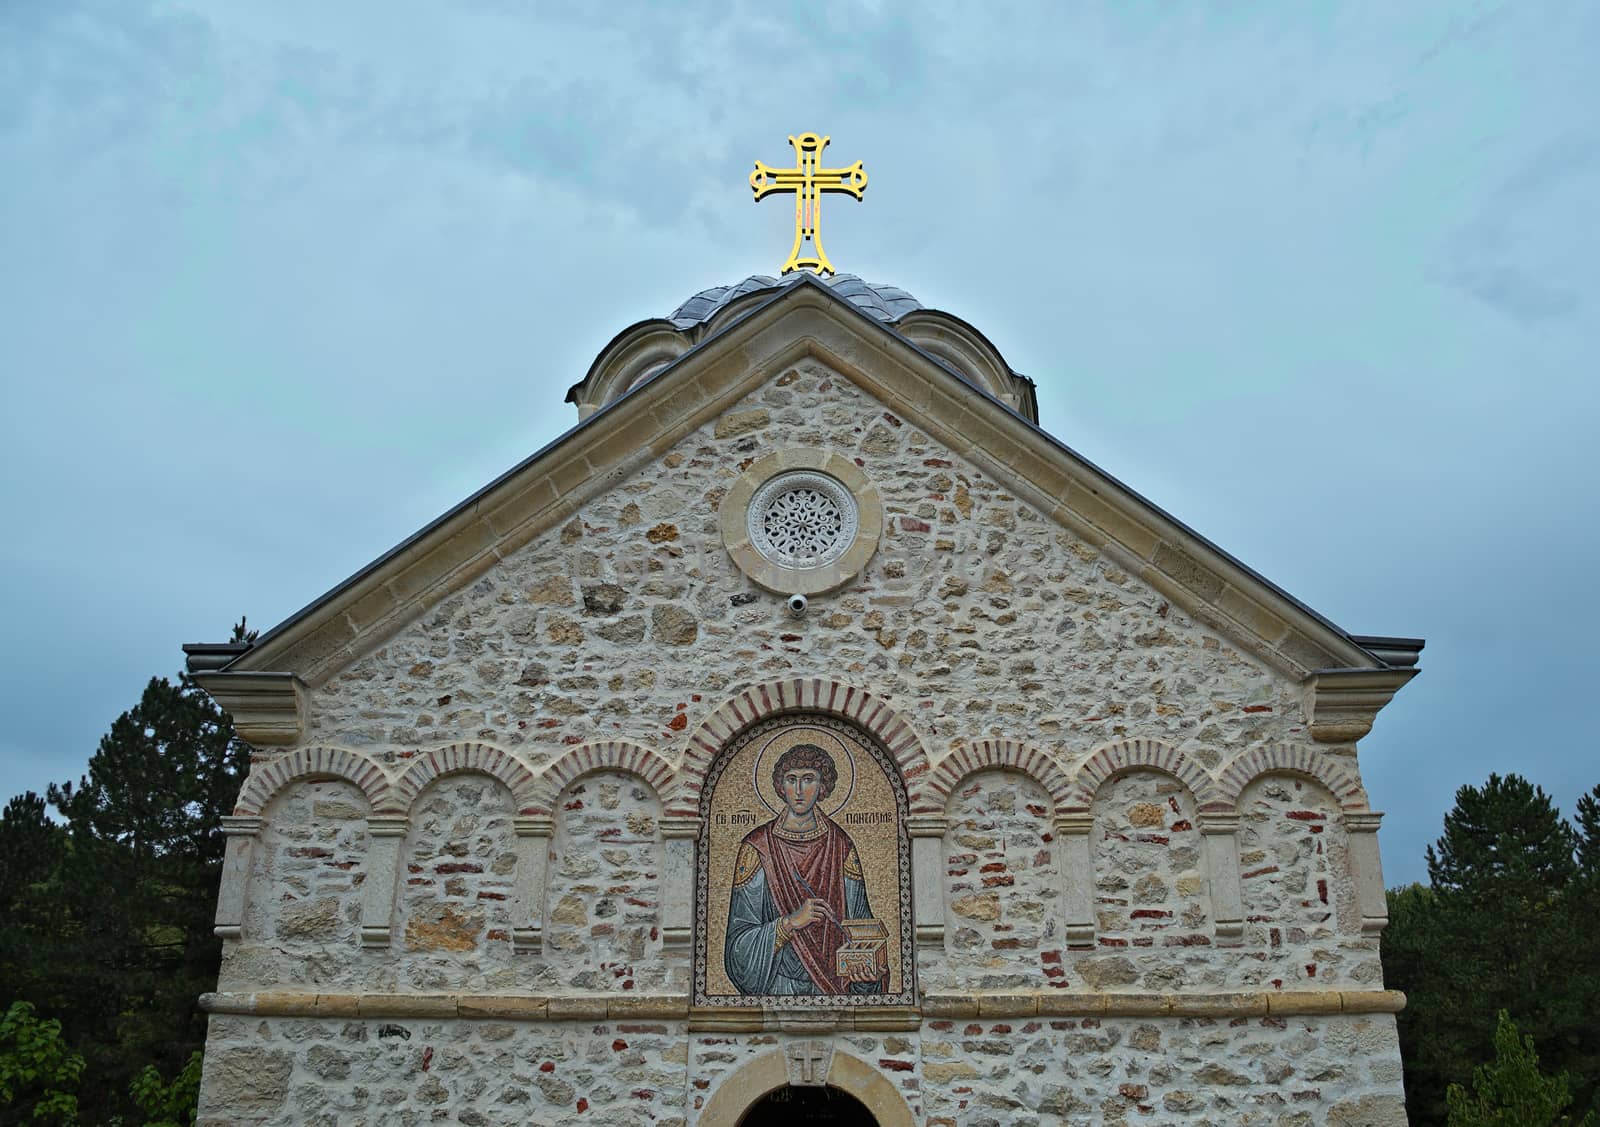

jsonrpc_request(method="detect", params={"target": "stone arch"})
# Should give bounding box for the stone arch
[675,678,930,818]
[698,1049,917,1127]
[390,743,538,816]
[1216,744,1368,813]
[525,740,677,816]
[915,738,1074,816]
[1069,737,1221,811]
[233,746,391,816]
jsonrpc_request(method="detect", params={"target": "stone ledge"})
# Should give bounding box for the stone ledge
[200,992,690,1021]
[199,989,1404,1023]
[919,990,1404,1019]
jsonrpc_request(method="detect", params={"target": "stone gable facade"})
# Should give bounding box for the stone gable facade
[191,276,1417,1124]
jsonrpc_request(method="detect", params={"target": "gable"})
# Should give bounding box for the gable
[193,278,1413,744]
[299,362,1305,766]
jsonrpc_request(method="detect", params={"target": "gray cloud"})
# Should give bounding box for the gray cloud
[2,0,1596,884]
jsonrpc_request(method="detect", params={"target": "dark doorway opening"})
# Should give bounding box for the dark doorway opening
[738,1084,877,1125]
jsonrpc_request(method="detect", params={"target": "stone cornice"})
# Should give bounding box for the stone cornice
[191,671,305,747]
[198,988,1405,1023]
[1303,668,1420,743]
[904,814,949,838]
[1197,812,1242,835]
[222,279,1403,686]
[919,989,1405,1020]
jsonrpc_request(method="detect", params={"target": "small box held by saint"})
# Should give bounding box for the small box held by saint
[836,917,889,981]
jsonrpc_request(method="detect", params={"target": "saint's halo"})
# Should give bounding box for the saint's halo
[749,724,856,817]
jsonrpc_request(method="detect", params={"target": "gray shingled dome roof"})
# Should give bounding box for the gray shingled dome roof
[668,273,922,329]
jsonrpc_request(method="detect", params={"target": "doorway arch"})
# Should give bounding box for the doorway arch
[698,1049,916,1127]
[739,1084,873,1125]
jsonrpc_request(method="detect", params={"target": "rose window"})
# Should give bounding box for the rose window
[747,471,859,570]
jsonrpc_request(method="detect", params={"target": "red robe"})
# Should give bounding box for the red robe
[743,817,855,995]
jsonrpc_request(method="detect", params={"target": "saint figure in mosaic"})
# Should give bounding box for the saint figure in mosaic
[723,744,887,995]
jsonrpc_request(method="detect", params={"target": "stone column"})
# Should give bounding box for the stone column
[213,815,261,941]
[1055,812,1095,949]
[511,815,555,953]
[1345,812,1388,935]
[1198,811,1244,942]
[906,814,948,946]
[659,817,701,955]
[360,815,410,949]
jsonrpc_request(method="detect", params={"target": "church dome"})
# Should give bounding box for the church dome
[668,273,922,329]
[567,270,1037,424]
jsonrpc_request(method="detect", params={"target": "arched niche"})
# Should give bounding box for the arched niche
[939,768,1062,990]
[1230,772,1369,988]
[393,772,519,990]
[1088,768,1214,984]
[692,712,916,1010]
[544,770,665,991]
[234,778,370,988]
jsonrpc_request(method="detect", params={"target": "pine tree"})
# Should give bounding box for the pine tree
[0,795,68,1009]
[1425,775,1576,997]
[1387,774,1584,1124]
[39,668,249,1123]
[1557,785,1600,1117]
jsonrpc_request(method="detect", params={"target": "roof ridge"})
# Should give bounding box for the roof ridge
[668,273,922,329]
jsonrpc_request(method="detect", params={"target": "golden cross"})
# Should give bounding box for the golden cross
[750,133,867,276]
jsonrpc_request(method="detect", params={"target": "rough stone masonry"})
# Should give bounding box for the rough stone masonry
[191,276,1416,1125]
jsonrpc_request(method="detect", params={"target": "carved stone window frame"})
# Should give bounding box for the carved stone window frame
[719,449,882,596]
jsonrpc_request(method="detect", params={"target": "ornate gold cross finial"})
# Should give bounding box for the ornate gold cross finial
[750,133,867,276]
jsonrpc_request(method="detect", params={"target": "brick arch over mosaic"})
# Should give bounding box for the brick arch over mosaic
[389,743,539,815]
[233,746,392,817]
[525,740,679,815]
[676,678,931,819]
[1216,745,1369,814]
[915,738,1075,817]
[1068,737,1223,812]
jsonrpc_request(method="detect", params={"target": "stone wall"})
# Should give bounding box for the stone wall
[226,780,369,991]
[304,361,1305,770]
[544,771,665,993]
[213,770,1381,1013]
[197,1014,1406,1126]
[396,776,519,992]
[197,1014,689,1126]
[937,770,1061,993]
[1088,771,1214,990]
[917,1013,1406,1125]
[200,358,1403,1120]
[1232,775,1381,990]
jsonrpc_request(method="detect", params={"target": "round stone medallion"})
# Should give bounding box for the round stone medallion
[719,449,882,596]
[747,471,859,570]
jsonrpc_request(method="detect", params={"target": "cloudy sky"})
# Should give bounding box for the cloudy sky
[2,1,1595,884]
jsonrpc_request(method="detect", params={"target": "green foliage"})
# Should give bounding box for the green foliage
[1446,1011,1595,1127]
[1385,775,1600,1125]
[0,1001,83,1124]
[0,634,252,1125]
[129,1049,202,1127]
[0,798,68,1012]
